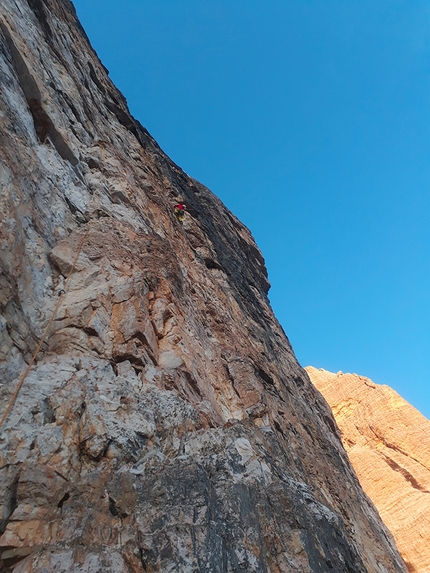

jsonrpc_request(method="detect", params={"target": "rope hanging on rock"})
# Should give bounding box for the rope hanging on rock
[0,230,89,429]
[0,143,107,429]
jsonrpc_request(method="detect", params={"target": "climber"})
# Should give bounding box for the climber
[174,203,186,223]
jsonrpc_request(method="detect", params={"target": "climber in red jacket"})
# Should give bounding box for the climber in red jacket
[174,203,186,223]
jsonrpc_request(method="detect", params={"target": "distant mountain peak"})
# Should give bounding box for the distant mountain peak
[307,366,430,573]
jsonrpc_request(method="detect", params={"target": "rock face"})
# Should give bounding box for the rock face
[0,1,407,571]
[306,367,430,573]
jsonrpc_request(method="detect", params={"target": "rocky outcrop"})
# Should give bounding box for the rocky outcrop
[0,0,407,571]
[306,367,430,573]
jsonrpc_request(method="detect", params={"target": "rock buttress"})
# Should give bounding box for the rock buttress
[0,1,407,571]
[307,367,430,573]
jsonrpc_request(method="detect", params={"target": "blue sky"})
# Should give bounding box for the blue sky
[72,0,430,418]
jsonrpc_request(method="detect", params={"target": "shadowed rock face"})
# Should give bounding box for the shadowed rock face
[306,367,430,573]
[0,1,407,571]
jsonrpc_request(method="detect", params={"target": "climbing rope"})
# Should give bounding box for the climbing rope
[0,229,89,429]
[0,142,106,429]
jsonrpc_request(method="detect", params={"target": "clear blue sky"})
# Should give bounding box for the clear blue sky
[72,0,430,418]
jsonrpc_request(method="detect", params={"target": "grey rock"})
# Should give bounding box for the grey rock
[0,1,407,572]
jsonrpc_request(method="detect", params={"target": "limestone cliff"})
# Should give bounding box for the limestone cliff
[306,367,430,573]
[0,1,407,571]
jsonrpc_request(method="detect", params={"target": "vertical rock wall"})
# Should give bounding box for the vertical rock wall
[306,367,430,573]
[0,1,407,571]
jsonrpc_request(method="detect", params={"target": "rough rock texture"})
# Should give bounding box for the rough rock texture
[306,367,430,573]
[0,0,407,571]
